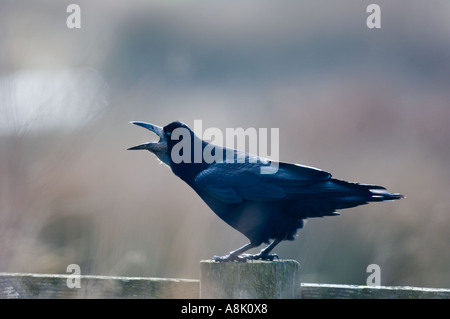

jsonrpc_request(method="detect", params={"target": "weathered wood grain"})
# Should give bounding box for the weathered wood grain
[2,269,449,299]
[200,259,301,299]
[0,272,199,299]
[301,283,450,299]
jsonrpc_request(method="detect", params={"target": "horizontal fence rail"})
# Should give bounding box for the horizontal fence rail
[300,283,450,299]
[1,261,449,299]
[0,272,199,299]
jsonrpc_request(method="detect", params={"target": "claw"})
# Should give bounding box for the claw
[211,253,279,262]
[265,253,279,261]
[243,253,279,261]
[212,254,246,262]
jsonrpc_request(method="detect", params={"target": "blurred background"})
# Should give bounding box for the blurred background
[1,0,449,288]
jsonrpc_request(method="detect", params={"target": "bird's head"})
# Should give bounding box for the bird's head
[128,121,193,166]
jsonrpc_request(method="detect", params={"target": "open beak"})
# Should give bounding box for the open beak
[127,121,165,150]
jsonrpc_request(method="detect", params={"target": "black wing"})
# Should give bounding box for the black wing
[195,161,330,203]
[195,160,401,216]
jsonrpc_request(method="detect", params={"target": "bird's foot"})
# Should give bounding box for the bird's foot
[212,253,279,262]
[241,253,279,261]
[212,254,246,262]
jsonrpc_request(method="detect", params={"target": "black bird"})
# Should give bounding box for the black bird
[128,121,403,261]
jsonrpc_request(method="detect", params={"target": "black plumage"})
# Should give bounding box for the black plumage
[128,121,403,261]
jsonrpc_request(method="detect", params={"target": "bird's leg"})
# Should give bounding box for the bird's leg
[212,242,258,262]
[241,238,281,261]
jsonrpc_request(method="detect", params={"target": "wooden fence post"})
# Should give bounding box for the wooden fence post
[200,259,301,299]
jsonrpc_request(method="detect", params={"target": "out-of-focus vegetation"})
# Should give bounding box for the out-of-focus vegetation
[1,0,449,288]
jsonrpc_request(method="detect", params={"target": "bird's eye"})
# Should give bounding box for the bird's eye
[166,132,171,136]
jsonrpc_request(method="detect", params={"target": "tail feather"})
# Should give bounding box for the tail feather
[294,178,403,219]
[368,188,404,201]
[329,180,403,210]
